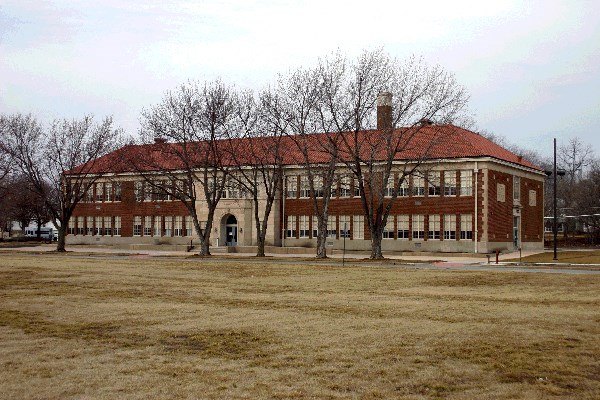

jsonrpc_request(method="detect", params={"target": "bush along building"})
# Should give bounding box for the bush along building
[66,93,545,254]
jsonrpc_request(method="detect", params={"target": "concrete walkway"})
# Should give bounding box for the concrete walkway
[2,244,540,265]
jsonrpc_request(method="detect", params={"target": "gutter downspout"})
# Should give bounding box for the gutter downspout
[474,162,478,254]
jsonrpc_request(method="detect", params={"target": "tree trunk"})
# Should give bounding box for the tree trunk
[316,219,328,259]
[256,235,266,257]
[199,237,211,256]
[56,226,66,252]
[370,233,384,259]
[36,217,42,240]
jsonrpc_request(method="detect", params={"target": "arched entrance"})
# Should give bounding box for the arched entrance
[224,214,237,246]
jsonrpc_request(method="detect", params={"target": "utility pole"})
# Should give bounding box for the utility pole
[553,138,558,261]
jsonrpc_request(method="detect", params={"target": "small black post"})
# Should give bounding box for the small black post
[519,247,522,263]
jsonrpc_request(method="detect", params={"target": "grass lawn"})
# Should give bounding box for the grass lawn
[505,250,600,264]
[0,253,599,399]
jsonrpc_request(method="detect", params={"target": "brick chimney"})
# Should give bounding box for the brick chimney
[377,92,392,130]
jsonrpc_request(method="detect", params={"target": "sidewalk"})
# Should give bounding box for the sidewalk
[2,244,543,265]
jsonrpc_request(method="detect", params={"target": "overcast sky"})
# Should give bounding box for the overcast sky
[1,0,599,158]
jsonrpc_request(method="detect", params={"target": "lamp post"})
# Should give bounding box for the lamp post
[546,138,565,261]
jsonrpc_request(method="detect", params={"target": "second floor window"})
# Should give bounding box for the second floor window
[428,172,441,196]
[513,176,521,201]
[444,172,457,196]
[413,175,425,197]
[287,176,298,198]
[397,178,409,197]
[460,170,473,196]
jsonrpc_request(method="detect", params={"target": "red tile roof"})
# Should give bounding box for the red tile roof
[67,124,543,175]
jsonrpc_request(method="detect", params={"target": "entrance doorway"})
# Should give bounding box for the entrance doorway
[225,214,237,246]
[513,216,520,249]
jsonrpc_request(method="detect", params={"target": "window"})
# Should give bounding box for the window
[444,215,456,240]
[330,178,337,198]
[312,215,319,238]
[340,176,351,197]
[529,189,537,206]
[428,215,440,240]
[287,215,297,238]
[114,182,122,201]
[428,172,441,196]
[397,215,409,239]
[397,178,409,197]
[77,216,84,235]
[286,176,298,199]
[444,172,457,196]
[383,217,394,239]
[174,216,183,237]
[68,220,75,235]
[412,215,424,240]
[460,214,473,240]
[104,216,112,236]
[353,178,361,197]
[85,186,94,202]
[300,176,310,198]
[154,216,162,237]
[353,215,364,239]
[460,170,473,196]
[164,216,173,237]
[185,216,193,236]
[135,181,143,202]
[86,216,94,236]
[412,175,425,196]
[384,175,394,197]
[327,215,336,238]
[95,216,102,236]
[314,179,324,198]
[153,180,165,201]
[299,215,310,238]
[144,216,152,236]
[114,216,121,236]
[144,182,152,202]
[513,176,521,201]
[164,181,172,201]
[133,216,141,236]
[497,183,506,202]
[105,182,112,202]
[221,180,228,199]
[95,183,103,202]
[339,215,350,238]
[227,180,240,199]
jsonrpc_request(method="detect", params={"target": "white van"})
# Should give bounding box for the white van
[25,227,55,240]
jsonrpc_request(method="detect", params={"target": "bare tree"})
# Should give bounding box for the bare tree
[557,137,595,239]
[265,65,342,258]
[223,89,286,257]
[2,113,121,251]
[136,80,237,256]
[572,158,600,244]
[315,50,469,259]
[559,137,594,183]
[0,128,14,237]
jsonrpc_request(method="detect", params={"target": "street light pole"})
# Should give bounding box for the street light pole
[553,138,558,261]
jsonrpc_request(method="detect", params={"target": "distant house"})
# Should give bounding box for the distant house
[65,95,545,253]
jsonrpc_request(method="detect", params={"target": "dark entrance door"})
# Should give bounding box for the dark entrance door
[225,215,237,246]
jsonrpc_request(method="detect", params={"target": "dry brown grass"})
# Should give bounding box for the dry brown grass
[505,250,600,264]
[0,253,599,399]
